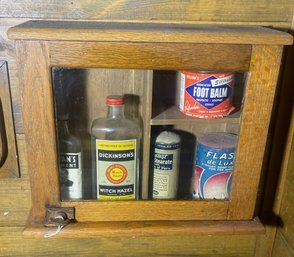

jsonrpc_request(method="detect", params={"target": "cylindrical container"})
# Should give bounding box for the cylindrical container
[179,71,235,118]
[91,95,141,200]
[192,132,237,199]
[57,118,83,201]
[152,131,181,199]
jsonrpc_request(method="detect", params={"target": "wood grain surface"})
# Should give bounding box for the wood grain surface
[140,70,153,198]
[0,0,293,29]
[278,114,294,249]
[0,137,30,226]
[15,41,60,222]
[0,61,19,178]
[23,218,264,238]
[61,200,228,222]
[0,226,257,257]
[272,230,294,257]
[228,45,284,219]
[49,41,251,71]
[0,0,293,256]
[151,106,241,125]
[8,21,293,45]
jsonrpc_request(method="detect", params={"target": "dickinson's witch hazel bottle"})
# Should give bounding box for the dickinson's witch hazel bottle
[57,115,83,200]
[91,95,141,200]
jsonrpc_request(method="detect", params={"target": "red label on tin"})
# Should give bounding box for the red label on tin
[179,71,235,118]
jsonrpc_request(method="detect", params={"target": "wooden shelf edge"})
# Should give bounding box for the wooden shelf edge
[151,106,241,125]
[22,218,265,239]
[8,21,293,45]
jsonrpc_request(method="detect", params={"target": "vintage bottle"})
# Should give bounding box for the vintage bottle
[91,95,141,200]
[152,131,181,199]
[57,116,83,200]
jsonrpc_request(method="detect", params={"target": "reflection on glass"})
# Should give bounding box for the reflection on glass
[52,68,144,201]
[52,68,245,201]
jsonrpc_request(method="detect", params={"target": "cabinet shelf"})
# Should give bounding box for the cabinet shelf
[151,105,241,125]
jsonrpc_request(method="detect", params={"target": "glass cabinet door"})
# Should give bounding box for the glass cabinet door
[52,68,247,202]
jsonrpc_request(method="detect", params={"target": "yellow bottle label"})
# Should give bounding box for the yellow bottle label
[96,139,136,200]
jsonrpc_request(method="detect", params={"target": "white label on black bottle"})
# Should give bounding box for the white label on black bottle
[96,139,136,200]
[59,152,82,200]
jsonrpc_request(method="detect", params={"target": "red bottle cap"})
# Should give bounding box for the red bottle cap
[106,95,124,105]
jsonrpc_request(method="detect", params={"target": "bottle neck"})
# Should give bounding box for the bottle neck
[107,104,125,118]
[58,120,70,136]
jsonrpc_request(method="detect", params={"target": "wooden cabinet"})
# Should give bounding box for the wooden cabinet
[8,20,292,238]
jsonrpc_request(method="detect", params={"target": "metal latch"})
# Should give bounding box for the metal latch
[44,207,75,227]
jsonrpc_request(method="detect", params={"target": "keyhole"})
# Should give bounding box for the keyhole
[51,212,68,223]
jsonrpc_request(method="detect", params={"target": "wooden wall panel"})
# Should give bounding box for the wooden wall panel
[0,61,19,178]
[0,18,27,133]
[0,137,30,226]
[254,97,294,257]
[0,0,293,28]
[272,230,294,257]
[0,0,293,256]
[0,227,256,257]
[254,9,294,253]
[276,131,294,249]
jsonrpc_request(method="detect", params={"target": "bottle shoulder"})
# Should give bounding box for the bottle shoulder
[92,117,140,129]
[91,117,141,140]
[58,134,82,153]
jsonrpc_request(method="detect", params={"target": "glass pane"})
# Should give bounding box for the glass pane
[52,68,145,201]
[52,68,246,201]
[150,71,246,200]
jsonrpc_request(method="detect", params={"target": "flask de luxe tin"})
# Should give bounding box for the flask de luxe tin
[179,71,235,118]
[192,132,237,200]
